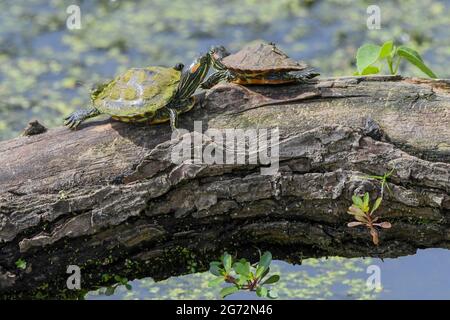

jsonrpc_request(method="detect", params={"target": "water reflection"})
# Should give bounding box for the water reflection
[1,0,450,140]
[86,249,450,300]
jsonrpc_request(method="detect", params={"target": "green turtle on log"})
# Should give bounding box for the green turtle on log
[64,52,212,130]
[201,42,319,88]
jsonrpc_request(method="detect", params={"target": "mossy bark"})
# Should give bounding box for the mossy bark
[0,76,449,298]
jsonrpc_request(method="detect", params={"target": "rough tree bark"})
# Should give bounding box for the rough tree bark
[0,76,449,298]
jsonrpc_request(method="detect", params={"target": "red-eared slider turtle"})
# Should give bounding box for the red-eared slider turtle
[201,42,319,88]
[64,52,212,130]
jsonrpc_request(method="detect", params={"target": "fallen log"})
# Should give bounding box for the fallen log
[0,75,449,298]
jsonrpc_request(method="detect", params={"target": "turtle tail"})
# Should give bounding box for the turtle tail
[64,107,100,129]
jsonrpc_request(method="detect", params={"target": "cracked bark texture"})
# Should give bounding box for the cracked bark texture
[0,76,449,298]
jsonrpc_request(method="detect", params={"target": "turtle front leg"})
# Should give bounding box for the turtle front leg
[192,91,206,108]
[64,107,100,129]
[165,97,197,137]
[200,70,235,89]
[166,106,185,140]
[166,107,178,131]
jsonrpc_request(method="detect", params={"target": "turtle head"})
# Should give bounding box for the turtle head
[209,45,230,65]
[208,45,230,71]
[209,45,230,60]
[174,52,211,100]
[187,52,211,74]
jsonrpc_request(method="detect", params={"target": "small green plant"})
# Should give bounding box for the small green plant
[58,190,67,200]
[355,40,436,78]
[180,248,198,273]
[15,258,27,270]
[99,274,132,296]
[209,251,280,299]
[365,167,395,196]
[113,275,132,290]
[347,192,391,245]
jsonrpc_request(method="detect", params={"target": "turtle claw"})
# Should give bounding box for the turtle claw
[69,120,81,130]
[64,114,81,130]
[64,108,100,130]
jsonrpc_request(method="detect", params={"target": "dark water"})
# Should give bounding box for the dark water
[85,249,450,300]
[2,0,450,141]
[1,0,449,299]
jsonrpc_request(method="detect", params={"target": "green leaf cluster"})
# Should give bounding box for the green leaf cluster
[365,168,395,197]
[15,258,27,270]
[99,273,132,296]
[209,251,280,299]
[347,191,392,246]
[355,40,436,78]
[350,192,382,217]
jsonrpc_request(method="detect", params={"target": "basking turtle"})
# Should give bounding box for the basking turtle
[201,42,319,88]
[64,52,211,130]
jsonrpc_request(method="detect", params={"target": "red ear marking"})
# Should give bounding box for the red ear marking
[190,62,200,73]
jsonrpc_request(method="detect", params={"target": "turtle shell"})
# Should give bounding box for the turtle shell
[93,66,181,118]
[221,42,309,73]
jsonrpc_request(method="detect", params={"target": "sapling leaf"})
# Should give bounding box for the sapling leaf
[386,167,395,177]
[354,214,369,223]
[361,65,380,75]
[255,265,267,279]
[356,44,381,74]
[220,286,239,298]
[125,284,132,291]
[237,276,248,286]
[260,266,270,280]
[259,251,272,269]
[371,197,383,214]
[399,45,424,62]
[256,286,268,298]
[363,192,370,212]
[397,46,437,78]
[348,205,365,217]
[352,195,363,208]
[233,261,250,277]
[208,277,224,287]
[347,221,365,227]
[374,222,392,229]
[370,228,379,245]
[384,182,392,195]
[262,274,280,285]
[379,40,394,59]
[367,174,383,180]
[209,263,222,277]
[222,253,232,273]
